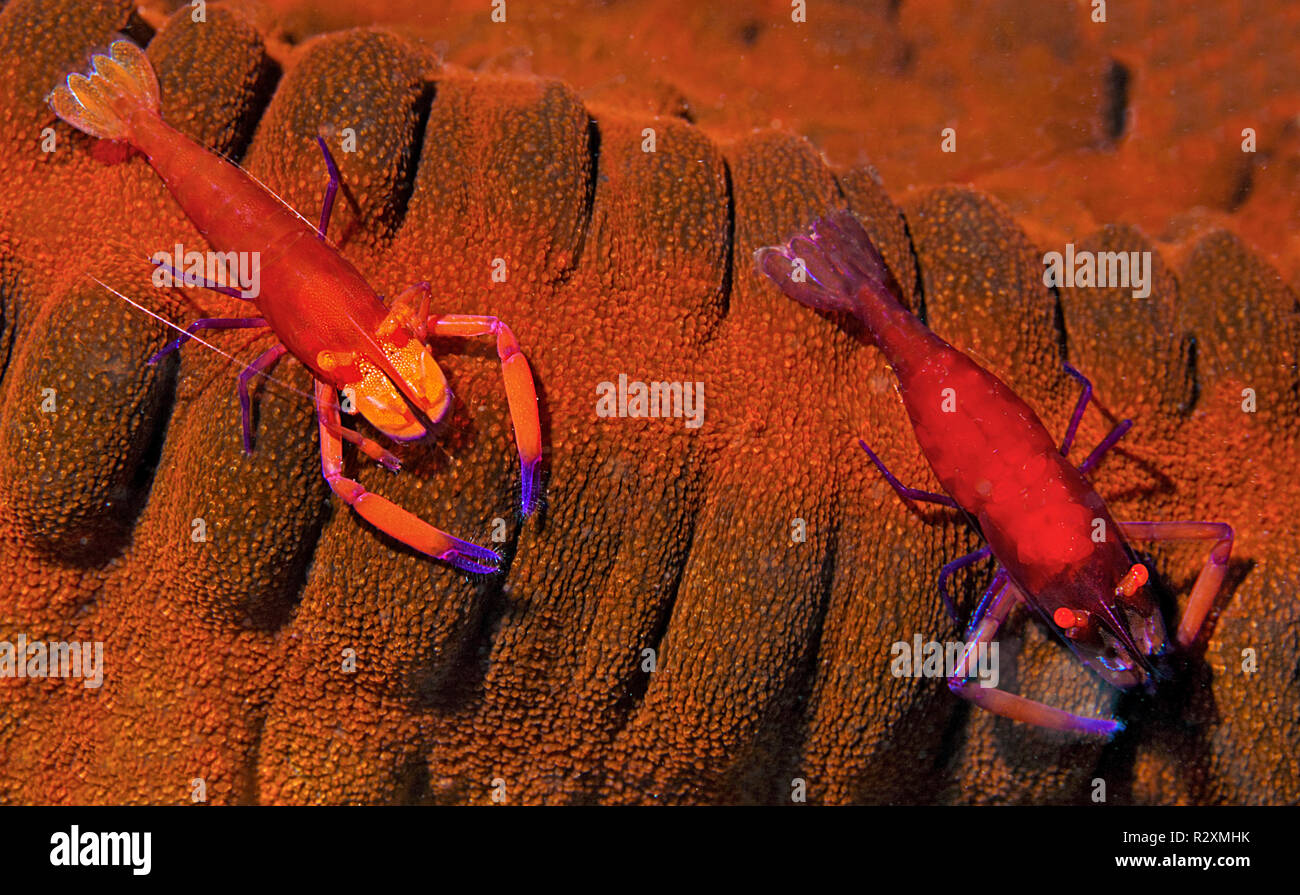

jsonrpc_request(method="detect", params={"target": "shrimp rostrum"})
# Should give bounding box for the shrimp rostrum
[757,211,1234,737]
[49,41,542,574]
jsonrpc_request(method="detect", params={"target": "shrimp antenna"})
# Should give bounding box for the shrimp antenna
[88,277,317,404]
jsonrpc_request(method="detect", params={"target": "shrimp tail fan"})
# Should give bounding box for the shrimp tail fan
[48,40,160,143]
[754,210,906,324]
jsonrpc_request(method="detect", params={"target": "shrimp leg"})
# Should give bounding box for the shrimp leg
[857,440,957,508]
[968,567,1009,630]
[937,546,992,625]
[148,257,254,301]
[859,436,972,624]
[1118,521,1234,648]
[315,380,501,574]
[385,281,432,336]
[237,344,287,453]
[949,578,1125,737]
[147,316,267,364]
[1059,363,1135,474]
[314,135,341,240]
[1060,362,1093,457]
[1077,419,1133,475]
[427,314,543,516]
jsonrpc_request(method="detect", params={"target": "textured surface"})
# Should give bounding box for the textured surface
[0,0,1296,804]
[243,0,1300,287]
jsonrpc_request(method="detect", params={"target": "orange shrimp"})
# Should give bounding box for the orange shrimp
[49,40,542,574]
[757,211,1234,736]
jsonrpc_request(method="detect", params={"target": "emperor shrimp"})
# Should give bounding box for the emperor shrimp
[49,40,542,574]
[757,210,1233,736]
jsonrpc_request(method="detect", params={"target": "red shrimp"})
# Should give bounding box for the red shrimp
[756,211,1234,736]
[49,40,541,574]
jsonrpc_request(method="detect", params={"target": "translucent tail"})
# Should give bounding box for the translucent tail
[754,209,905,320]
[47,40,160,142]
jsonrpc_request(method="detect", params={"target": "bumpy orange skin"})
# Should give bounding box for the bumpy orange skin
[0,0,1297,805]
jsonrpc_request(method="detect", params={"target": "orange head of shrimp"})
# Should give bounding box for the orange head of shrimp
[1041,550,1170,691]
[318,308,450,442]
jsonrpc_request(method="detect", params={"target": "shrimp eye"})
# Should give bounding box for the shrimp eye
[1116,563,1149,598]
[1053,607,1091,638]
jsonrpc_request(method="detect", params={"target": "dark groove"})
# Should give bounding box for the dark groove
[225,50,282,164]
[1182,334,1200,413]
[401,753,432,805]
[572,115,602,273]
[1102,58,1131,143]
[245,710,268,805]
[1049,282,1070,361]
[119,6,156,47]
[125,361,176,498]
[765,506,841,803]
[404,479,529,715]
[387,80,436,235]
[0,265,18,388]
[1225,158,1255,212]
[42,352,178,569]
[716,156,736,319]
[544,114,600,286]
[250,437,328,630]
[899,211,929,323]
[565,450,707,803]
[581,116,600,262]
[830,172,850,211]
[894,40,917,77]
[562,115,602,283]
[619,461,703,711]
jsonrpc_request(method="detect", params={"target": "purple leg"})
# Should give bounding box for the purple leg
[1060,362,1093,457]
[1118,521,1233,648]
[1077,419,1133,475]
[237,344,288,453]
[948,577,1124,737]
[965,566,1008,634]
[937,545,992,625]
[315,135,341,240]
[858,439,958,508]
[149,257,252,301]
[148,317,268,365]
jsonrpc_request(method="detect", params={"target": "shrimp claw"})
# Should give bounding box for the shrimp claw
[949,577,1126,737]
[315,381,500,574]
[427,312,543,516]
[1119,521,1234,648]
